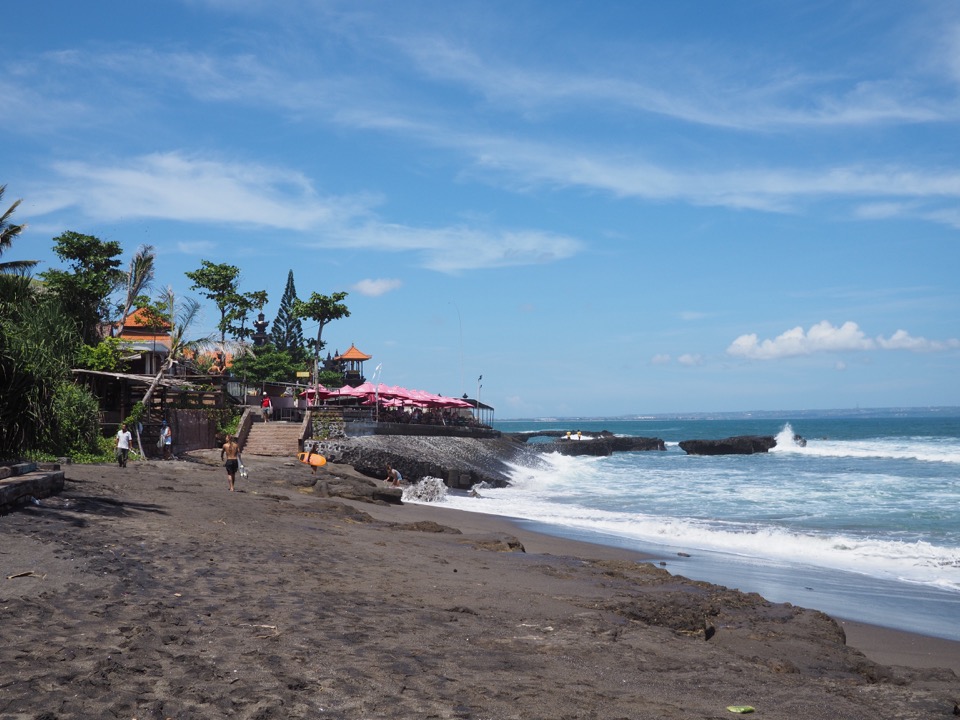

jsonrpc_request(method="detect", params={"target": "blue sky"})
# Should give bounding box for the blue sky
[4,1,959,418]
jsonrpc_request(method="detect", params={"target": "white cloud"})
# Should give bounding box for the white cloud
[876,329,960,352]
[30,152,582,273]
[728,321,874,359]
[395,33,953,131]
[176,240,218,255]
[352,278,402,297]
[677,353,703,366]
[13,36,960,229]
[455,133,960,216]
[329,223,582,273]
[728,321,960,360]
[42,152,351,230]
[651,353,671,365]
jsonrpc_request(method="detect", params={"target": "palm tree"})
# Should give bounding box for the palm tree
[136,287,205,457]
[0,185,36,274]
[116,244,156,333]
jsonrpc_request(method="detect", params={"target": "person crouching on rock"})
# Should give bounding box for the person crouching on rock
[385,464,403,487]
[221,434,242,492]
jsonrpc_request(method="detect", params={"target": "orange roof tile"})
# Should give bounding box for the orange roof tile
[336,344,372,361]
[123,307,171,330]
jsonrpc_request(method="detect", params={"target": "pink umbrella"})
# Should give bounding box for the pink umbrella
[300,385,332,400]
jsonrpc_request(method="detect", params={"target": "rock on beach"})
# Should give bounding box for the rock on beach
[306,434,540,488]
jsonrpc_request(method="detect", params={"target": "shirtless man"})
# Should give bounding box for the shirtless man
[221,434,242,492]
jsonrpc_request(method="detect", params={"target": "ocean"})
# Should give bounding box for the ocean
[405,412,960,641]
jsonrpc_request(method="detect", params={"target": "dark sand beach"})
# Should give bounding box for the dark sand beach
[1,449,958,719]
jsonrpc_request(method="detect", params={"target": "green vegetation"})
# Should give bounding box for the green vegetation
[40,232,125,345]
[1,183,352,461]
[293,290,350,376]
[186,260,268,343]
[0,269,85,458]
[0,185,36,274]
[270,270,306,362]
[312,409,346,440]
[46,380,102,456]
[77,336,131,372]
[229,343,307,384]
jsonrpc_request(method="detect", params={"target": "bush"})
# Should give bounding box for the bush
[46,381,101,456]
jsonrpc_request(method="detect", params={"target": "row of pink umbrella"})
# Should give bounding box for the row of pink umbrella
[300,382,473,409]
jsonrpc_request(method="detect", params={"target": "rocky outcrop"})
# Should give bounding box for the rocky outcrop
[608,436,667,452]
[305,435,541,489]
[507,431,666,457]
[545,436,665,457]
[678,435,777,455]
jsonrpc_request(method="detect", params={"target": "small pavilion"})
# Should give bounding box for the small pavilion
[336,344,372,386]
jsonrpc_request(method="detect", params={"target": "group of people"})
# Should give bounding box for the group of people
[377,407,480,428]
[114,420,172,467]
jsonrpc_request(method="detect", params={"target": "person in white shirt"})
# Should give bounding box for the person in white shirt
[116,423,133,468]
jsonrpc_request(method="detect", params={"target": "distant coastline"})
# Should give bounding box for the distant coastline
[498,405,960,423]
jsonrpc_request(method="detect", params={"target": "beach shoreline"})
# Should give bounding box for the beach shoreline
[1,455,958,718]
[358,494,960,676]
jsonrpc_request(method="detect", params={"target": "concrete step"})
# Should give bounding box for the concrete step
[0,468,66,512]
[0,461,38,480]
[242,422,303,456]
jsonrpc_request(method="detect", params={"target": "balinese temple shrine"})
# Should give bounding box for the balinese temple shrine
[336,344,372,386]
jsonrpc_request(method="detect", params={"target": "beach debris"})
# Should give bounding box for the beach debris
[726,706,755,714]
[238,622,279,639]
[703,616,716,641]
[7,570,46,580]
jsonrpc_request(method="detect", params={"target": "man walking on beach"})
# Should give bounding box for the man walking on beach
[221,434,242,492]
[115,423,132,468]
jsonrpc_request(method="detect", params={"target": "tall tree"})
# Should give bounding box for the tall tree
[136,287,205,457]
[185,261,240,344]
[228,289,268,341]
[270,270,305,361]
[185,261,267,343]
[116,244,156,331]
[292,291,350,380]
[40,232,124,344]
[0,185,36,274]
[138,288,204,410]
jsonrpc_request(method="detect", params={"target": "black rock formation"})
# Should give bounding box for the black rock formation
[678,435,777,455]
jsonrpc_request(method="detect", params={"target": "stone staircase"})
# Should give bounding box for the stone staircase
[241,421,303,456]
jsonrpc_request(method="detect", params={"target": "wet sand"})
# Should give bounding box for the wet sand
[1,455,958,719]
